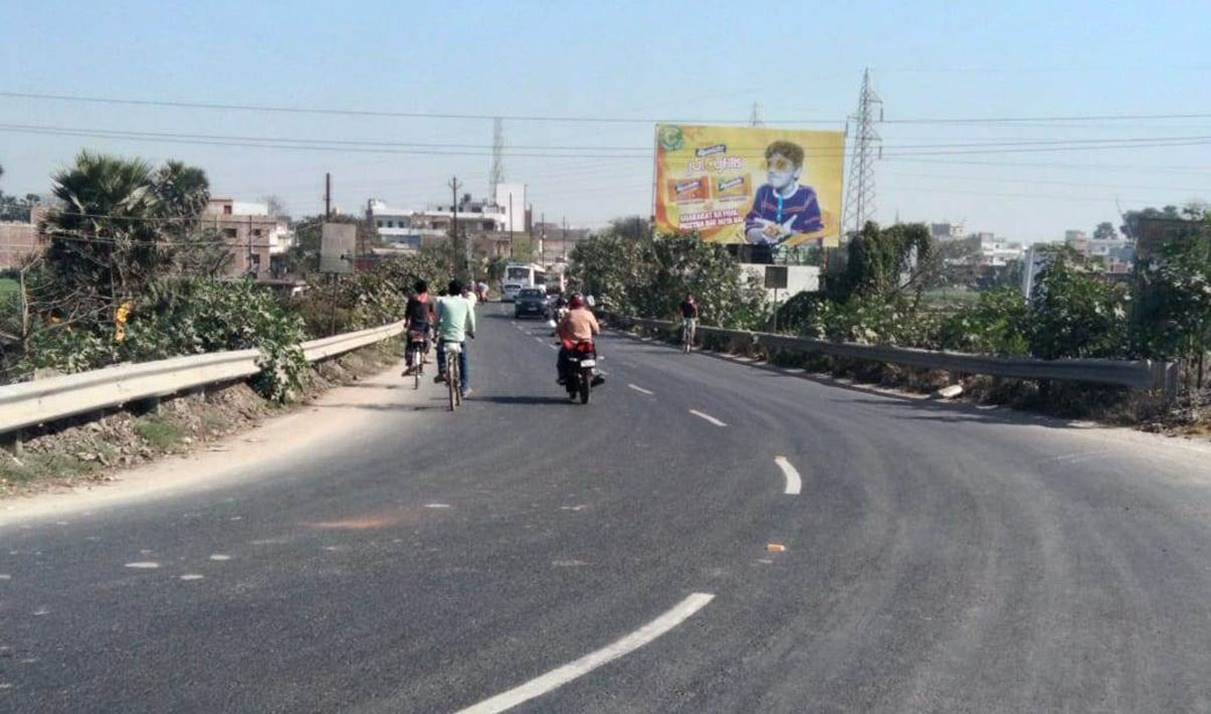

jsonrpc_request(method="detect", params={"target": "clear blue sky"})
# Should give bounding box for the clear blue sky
[2,0,1210,242]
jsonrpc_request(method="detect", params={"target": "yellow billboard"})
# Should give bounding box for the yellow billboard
[654,124,844,248]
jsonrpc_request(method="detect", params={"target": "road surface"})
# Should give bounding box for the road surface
[2,304,1211,713]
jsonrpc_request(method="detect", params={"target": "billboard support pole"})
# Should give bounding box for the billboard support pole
[650,125,658,238]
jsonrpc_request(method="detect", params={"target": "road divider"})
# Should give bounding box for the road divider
[689,410,727,427]
[774,456,802,495]
[457,592,715,714]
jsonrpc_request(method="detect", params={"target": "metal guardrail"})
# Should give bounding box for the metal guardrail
[0,321,404,436]
[611,315,1176,392]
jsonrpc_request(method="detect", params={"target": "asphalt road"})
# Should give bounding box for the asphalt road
[3,304,1211,713]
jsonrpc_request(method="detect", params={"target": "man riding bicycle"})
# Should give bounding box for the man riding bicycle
[680,293,699,349]
[403,280,436,376]
[434,279,476,399]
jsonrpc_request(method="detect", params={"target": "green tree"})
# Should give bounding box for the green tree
[1093,221,1117,241]
[1131,234,1211,363]
[1029,251,1128,360]
[836,221,937,304]
[568,228,766,328]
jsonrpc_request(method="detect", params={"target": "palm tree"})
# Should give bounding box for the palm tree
[43,152,162,309]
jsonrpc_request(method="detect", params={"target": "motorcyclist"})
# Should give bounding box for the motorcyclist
[556,294,603,386]
[402,279,436,375]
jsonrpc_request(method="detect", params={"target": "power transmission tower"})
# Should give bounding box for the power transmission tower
[842,68,883,238]
[489,117,505,202]
[749,102,764,127]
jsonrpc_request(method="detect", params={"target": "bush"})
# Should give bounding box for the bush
[938,288,1031,356]
[1029,256,1128,360]
[122,279,309,401]
[295,252,454,337]
[569,234,767,329]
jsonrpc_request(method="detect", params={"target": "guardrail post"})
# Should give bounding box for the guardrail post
[1,430,23,457]
[1164,361,1181,404]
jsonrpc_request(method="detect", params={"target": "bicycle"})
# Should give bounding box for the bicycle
[443,341,463,411]
[681,317,697,353]
[405,330,427,390]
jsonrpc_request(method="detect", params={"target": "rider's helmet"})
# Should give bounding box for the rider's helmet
[569,294,585,309]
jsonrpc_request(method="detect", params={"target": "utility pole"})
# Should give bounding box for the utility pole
[449,176,467,281]
[324,172,332,219]
[508,191,515,260]
[842,68,883,238]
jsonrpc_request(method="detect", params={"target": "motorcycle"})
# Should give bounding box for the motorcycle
[548,305,569,335]
[562,339,599,404]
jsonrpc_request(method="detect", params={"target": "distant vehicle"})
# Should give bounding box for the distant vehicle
[514,288,549,319]
[501,262,547,302]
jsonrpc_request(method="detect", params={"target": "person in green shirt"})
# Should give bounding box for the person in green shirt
[433,279,476,398]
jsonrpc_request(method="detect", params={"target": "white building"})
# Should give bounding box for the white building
[494,183,528,234]
[975,232,1025,266]
[366,199,424,250]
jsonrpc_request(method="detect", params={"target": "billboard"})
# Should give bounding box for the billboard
[654,124,845,248]
[320,222,356,274]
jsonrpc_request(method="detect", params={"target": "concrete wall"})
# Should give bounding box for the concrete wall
[0,223,41,270]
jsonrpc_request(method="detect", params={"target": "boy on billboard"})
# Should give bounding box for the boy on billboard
[744,140,823,246]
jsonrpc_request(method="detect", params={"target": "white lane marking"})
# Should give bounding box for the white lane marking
[179,574,205,581]
[547,344,558,351]
[208,554,231,561]
[124,561,160,569]
[627,384,654,395]
[457,592,715,714]
[775,456,802,496]
[689,410,727,427]
[0,574,10,580]
[425,503,452,509]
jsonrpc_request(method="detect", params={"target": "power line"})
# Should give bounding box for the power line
[9,123,1211,161]
[6,89,1211,126]
[0,91,829,126]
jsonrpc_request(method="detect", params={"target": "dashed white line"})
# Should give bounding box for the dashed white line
[774,456,802,496]
[179,574,205,581]
[124,561,160,569]
[627,384,654,395]
[208,554,231,561]
[547,344,558,351]
[456,592,715,714]
[689,410,727,427]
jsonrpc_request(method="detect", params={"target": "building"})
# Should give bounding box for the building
[201,199,294,278]
[493,183,528,234]
[0,222,41,270]
[973,232,1025,266]
[366,199,425,250]
[1063,228,1135,273]
[930,222,966,242]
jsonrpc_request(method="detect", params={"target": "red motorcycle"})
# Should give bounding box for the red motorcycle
[562,339,598,404]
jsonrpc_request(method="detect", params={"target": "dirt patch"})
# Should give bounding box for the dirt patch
[0,340,403,498]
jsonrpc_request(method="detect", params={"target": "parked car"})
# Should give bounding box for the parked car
[513,288,549,319]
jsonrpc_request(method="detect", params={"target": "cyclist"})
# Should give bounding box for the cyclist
[556,294,603,386]
[402,280,436,376]
[679,293,699,349]
[434,279,476,399]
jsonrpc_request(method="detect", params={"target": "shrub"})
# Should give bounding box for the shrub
[938,288,1031,356]
[1029,256,1128,360]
